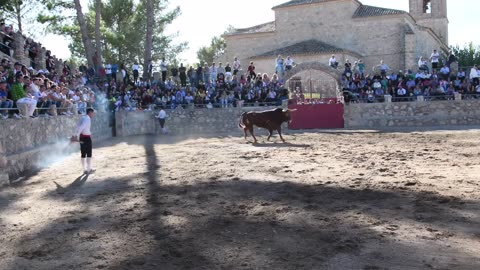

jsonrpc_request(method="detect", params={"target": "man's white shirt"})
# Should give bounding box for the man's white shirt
[76,115,91,138]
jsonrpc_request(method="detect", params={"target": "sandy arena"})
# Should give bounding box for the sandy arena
[1,128,480,270]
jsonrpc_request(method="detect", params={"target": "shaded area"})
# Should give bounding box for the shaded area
[4,176,480,269]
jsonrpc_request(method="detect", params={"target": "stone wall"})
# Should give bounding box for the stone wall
[115,106,285,137]
[344,100,480,128]
[0,113,113,185]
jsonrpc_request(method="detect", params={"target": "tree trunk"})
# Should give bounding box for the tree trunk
[73,0,95,68]
[15,0,22,33]
[94,0,102,67]
[143,0,154,79]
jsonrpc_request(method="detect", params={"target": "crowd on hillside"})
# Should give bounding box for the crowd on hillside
[331,50,480,103]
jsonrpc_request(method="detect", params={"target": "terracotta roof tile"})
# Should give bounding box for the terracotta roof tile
[353,5,406,18]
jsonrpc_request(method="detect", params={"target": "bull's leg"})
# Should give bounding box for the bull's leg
[243,128,248,140]
[277,127,286,143]
[249,127,258,143]
[267,129,273,141]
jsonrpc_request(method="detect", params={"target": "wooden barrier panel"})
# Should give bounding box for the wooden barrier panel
[288,103,344,129]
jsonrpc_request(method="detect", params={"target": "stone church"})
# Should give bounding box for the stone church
[222,0,448,95]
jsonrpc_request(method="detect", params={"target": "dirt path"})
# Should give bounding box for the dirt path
[1,129,480,270]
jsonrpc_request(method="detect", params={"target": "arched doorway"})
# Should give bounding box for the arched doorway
[284,62,343,99]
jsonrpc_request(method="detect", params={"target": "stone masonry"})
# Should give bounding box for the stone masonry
[0,113,112,185]
[344,99,480,128]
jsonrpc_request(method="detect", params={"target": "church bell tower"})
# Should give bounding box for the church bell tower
[409,0,449,45]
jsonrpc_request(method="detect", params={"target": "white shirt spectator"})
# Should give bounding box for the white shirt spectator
[469,67,478,79]
[160,61,167,72]
[105,64,112,74]
[285,57,294,67]
[430,51,440,63]
[132,64,139,71]
[156,109,167,119]
[233,59,241,70]
[329,57,337,67]
[397,87,407,96]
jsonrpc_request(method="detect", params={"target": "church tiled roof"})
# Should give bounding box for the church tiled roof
[227,21,275,35]
[254,39,343,58]
[273,0,325,9]
[353,5,406,18]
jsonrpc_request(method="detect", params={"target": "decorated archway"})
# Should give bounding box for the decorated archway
[283,62,343,99]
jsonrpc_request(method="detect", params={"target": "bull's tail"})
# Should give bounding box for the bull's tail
[238,112,247,129]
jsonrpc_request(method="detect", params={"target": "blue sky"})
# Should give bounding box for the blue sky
[39,0,476,63]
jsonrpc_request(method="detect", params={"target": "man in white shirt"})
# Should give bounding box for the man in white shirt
[160,58,168,82]
[470,65,479,86]
[71,108,95,174]
[329,55,338,69]
[285,56,294,71]
[105,64,112,81]
[155,108,167,134]
[430,49,440,70]
[397,86,407,100]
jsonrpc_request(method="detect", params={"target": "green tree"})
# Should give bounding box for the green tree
[196,36,226,65]
[0,0,42,34]
[38,0,187,70]
[450,42,480,67]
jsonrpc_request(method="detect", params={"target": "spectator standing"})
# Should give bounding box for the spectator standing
[105,63,112,81]
[470,65,479,86]
[132,62,140,84]
[446,50,457,68]
[285,56,294,71]
[171,65,179,85]
[233,57,241,75]
[209,63,217,85]
[430,49,440,70]
[247,61,256,79]
[357,59,365,75]
[160,58,168,82]
[373,60,391,77]
[275,55,285,78]
[179,63,187,87]
[203,63,210,85]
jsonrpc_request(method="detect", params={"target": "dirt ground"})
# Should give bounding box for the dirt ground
[1,128,480,270]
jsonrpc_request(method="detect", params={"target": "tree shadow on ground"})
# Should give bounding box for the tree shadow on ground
[6,175,479,268]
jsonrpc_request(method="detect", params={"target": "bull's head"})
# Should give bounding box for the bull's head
[282,108,297,123]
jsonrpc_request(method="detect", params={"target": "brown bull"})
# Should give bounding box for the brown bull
[238,108,296,143]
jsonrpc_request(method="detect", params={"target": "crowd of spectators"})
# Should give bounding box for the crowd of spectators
[104,58,290,112]
[0,59,98,120]
[2,15,480,120]
[331,50,480,103]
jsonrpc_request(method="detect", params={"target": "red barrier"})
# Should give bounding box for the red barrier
[288,103,344,129]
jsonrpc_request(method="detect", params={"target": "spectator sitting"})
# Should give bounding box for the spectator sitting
[329,54,338,69]
[418,56,429,73]
[439,65,450,80]
[396,86,407,101]
[0,77,13,119]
